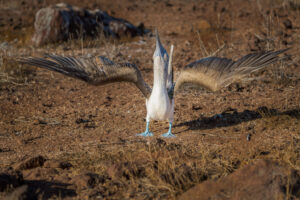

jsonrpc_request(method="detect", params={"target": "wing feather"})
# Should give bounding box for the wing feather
[17,54,151,98]
[166,45,174,90]
[174,49,288,93]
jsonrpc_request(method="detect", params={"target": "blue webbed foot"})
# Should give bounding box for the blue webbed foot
[137,121,153,137]
[136,131,153,137]
[161,122,175,137]
[161,132,176,138]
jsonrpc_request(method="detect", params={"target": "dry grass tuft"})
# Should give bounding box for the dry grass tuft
[56,139,250,199]
[0,50,36,86]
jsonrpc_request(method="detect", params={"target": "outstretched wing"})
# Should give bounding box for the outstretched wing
[174,49,288,93]
[17,54,151,98]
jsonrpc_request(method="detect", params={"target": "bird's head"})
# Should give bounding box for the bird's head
[153,29,169,77]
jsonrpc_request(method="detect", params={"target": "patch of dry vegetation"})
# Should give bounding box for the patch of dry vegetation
[56,113,300,199]
[58,139,233,199]
[0,49,36,86]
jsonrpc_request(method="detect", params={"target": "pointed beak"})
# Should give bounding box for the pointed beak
[154,29,167,58]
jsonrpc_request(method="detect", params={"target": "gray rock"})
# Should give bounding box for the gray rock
[32,3,148,46]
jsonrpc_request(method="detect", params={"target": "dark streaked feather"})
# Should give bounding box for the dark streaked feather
[167,45,174,99]
[17,54,151,98]
[174,49,288,93]
[98,56,115,65]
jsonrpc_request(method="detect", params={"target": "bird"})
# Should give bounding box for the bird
[17,30,287,138]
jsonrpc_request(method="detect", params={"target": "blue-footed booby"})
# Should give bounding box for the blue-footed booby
[17,30,287,137]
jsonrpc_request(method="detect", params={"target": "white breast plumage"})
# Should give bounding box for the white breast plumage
[146,87,172,121]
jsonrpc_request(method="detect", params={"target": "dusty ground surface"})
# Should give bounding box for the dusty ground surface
[0,0,300,199]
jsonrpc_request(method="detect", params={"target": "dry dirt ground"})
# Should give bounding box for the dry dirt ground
[0,0,300,199]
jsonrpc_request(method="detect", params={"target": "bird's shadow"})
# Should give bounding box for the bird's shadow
[175,106,300,131]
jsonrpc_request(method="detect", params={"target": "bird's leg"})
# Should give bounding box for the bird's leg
[137,121,153,137]
[161,122,175,138]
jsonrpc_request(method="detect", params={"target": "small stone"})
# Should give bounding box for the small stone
[13,156,46,171]
[184,40,191,47]
[247,133,251,141]
[283,19,293,29]
[43,160,72,169]
[72,172,106,190]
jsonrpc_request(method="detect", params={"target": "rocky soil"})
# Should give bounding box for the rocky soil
[0,0,300,199]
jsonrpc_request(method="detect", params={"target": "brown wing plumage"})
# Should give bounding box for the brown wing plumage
[174,49,288,92]
[17,54,151,98]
